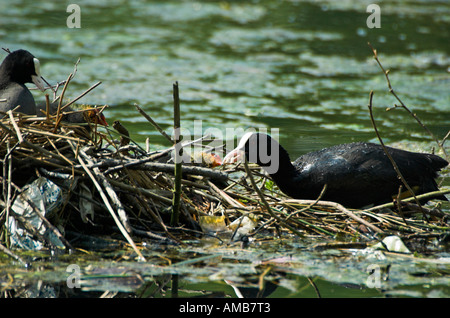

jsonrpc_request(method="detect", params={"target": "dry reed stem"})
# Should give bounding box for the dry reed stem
[368,90,424,221]
[171,81,182,225]
[134,103,173,143]
[281,199,384,234]
[368,42,448,161]
[67,139,145,261]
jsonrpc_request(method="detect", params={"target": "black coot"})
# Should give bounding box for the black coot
[0,49,107,126]
[222,132,448,208]
[0,49,45,116]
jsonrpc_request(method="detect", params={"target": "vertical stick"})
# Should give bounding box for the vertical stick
[171,275,179,298]
[4,140,12,248]
[45,94,50,122]
[368,90,425,222]
[54,72,72,132]
[171,81,182,225]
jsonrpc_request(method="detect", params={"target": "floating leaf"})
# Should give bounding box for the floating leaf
[198,215,227,233]
[371,236,411,254]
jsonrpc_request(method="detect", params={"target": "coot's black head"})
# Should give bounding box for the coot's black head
[222,132,291,175]
[0,49,45,91]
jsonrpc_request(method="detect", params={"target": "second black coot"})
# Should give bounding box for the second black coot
[0,49,107,126]
[0,49,45,116]
[222,132,448,208]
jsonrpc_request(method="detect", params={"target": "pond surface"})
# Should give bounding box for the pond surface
[0,0,449,298]
[2,235,450,298]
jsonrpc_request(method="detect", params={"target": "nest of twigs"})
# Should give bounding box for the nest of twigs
[0,105,448,259]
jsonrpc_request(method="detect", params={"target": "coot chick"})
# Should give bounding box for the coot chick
[36,102,108,126]
[157,150,222,168]
[222,132,448,208]
[0,49,45,116]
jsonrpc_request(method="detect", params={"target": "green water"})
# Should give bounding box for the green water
[2,0,449,153]
[0,0,449,298]
[1,237,449,298]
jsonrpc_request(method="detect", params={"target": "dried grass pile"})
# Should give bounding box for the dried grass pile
[0,101,232,258]
[1,103,448,258]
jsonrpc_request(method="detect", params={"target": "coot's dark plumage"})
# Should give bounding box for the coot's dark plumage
[0,49,107,126]
[0,49,45,116]
[222,132,448,208]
